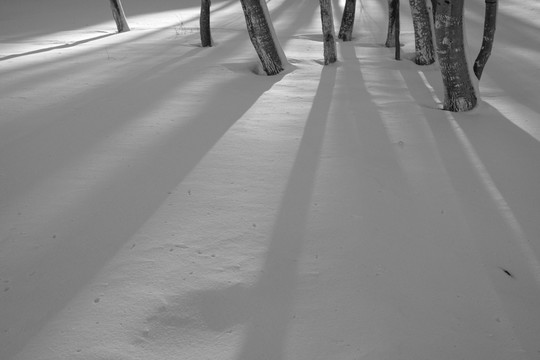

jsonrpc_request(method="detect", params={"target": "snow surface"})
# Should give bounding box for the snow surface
[1,0,540,359]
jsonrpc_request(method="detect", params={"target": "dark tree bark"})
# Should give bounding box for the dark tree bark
[338,0,356,41]
[319,0,337,64]
[393,0,400,60]
[434,0,477,111]
[409,0,435,65]
[430,0,437,18]
[386,0,401,60]
[109,0,130,33]
[240,0,286,75]
[385,0,397,47]
[200,0,213,47]
[473,0,497,79]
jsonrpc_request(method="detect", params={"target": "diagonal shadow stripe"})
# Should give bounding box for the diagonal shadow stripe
[0,33,117,61]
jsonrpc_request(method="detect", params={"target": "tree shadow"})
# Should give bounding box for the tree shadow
[0,0,237,44]
[184,66,336,360]
[401,68,540,256]
[0,33,117,61]
[451,104,540,256]
[0,45,285,360]
[400,69,540,358]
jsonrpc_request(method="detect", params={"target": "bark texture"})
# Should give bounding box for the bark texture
[434,0,477,111]
[200,0,213,47]
[409,0,435,65]
[109,0,130,33]
[473,0,497,79]
[319,0,337,64]
[240,0,284,75]
[393,0,400,60]
[385,0,397,47]
[338,0,356,41]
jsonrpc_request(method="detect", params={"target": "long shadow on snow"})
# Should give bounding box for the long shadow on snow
[0,4,270,206]
[0,0,238,82]
[0,23,203,93]
[0,33,117,61]
[0,2,328,354]
[0,45,204,205]
[0,0,320,154]
[187,66,336,360]
[0,0,237,44]
[0,61,283,360]
[400,69,540,359]
[403,66,540,258]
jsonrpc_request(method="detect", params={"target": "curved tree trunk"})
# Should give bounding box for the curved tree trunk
[240,0,286,75]
[338,0,356,41]
[109,0,130,33]
[200,0,213,47]
[319,0,337,64]
[434,0,477,111]
[409,0,435,65]
[473,0,497,79]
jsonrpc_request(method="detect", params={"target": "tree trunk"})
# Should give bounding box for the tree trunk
[338,0,356,41]
[409,0,435,65]
[385,0,396,47]
[109,0,130,33]
[239,0,286,75]
[430,0,437,18]
[434,0,477,111]
[473,0,497,79]
[319,0,337,64]
[200,0,213,47]
[394,0,400,60]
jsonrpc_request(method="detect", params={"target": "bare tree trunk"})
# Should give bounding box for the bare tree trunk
[394,0,400,60]
[385,0,396,47]
[200,0,213,47]
[409,0,435,65]
[338,0,356,41]
[319,0,337,64]
[240,0,285,75]
[473,0,497,79]
[434,0,477,111]
[430,0,437,18]
[109,0,130,33]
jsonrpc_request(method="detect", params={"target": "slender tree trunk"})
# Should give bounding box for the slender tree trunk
[319,0,337,64]
[200,0,213,47]
[385,0,396,47]
[430,0,437,18]
[394,0,400,60]
[109,0,130,33]
[240,0,285,75]
[473,0,497,79]
[434,0,477,111]
[338,0,356,41]
[409,0,435,65]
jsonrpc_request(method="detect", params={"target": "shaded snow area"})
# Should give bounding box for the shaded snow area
[1,0,540,359]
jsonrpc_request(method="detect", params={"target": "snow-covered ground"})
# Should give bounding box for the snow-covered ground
[1,0,540,359]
